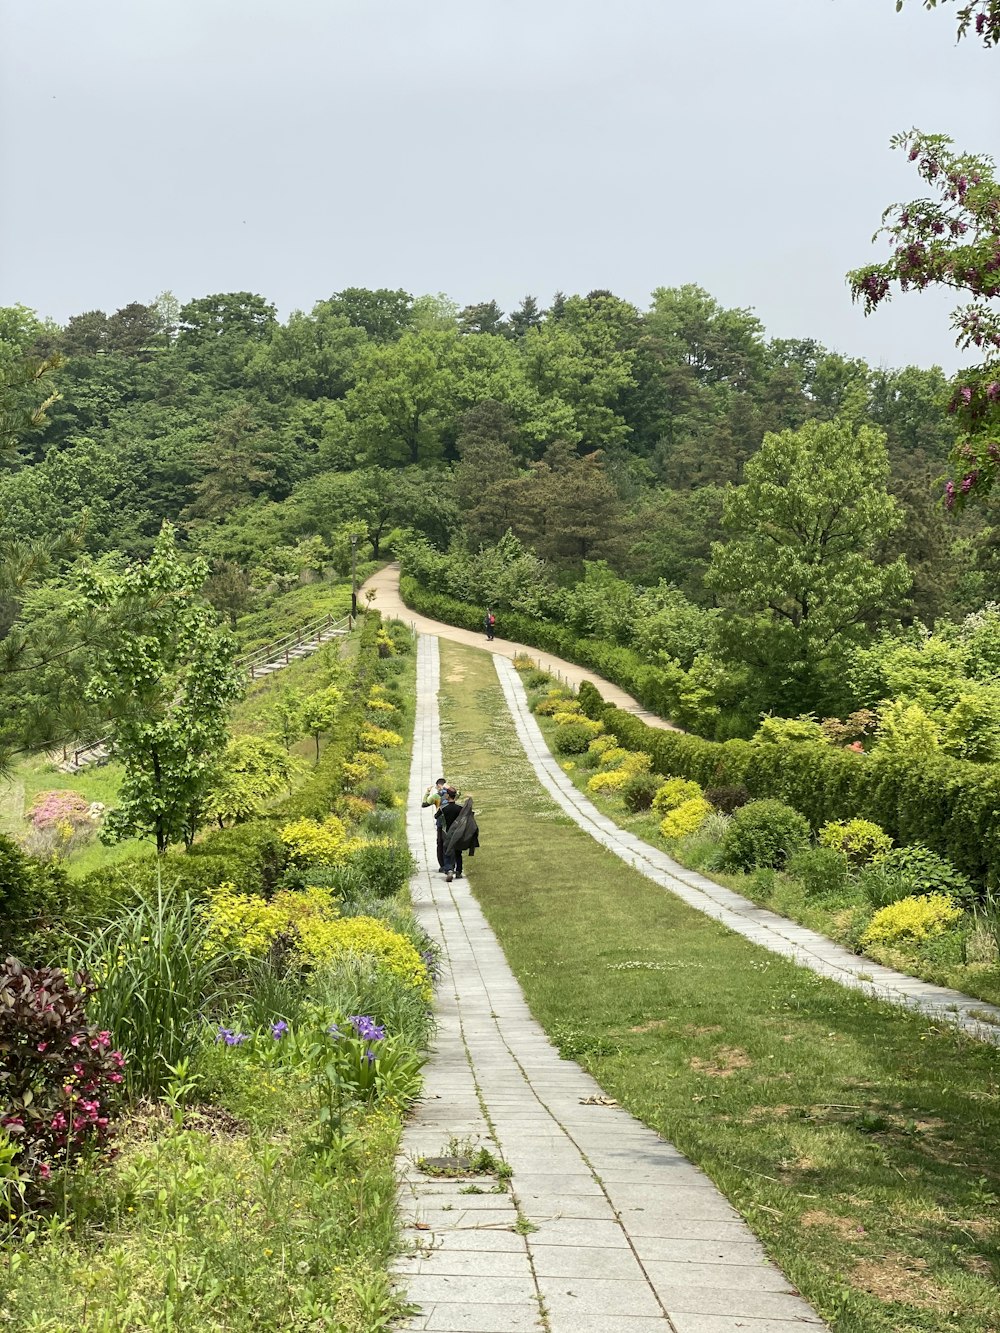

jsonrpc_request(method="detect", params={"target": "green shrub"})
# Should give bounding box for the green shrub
[787,846,851,899]
[525,669,553,689]
[818,819,893,867]
[0,836,75,956]
[754,715,832,746]
[621,772,661,812]
[704,784,751,814]
[721,799,810,871]
[858,844,973,910]
[342,838,413,899]
[553,722,598,755]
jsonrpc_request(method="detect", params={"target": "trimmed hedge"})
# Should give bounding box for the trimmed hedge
[576,680,1000,887]
[400,575,685,725]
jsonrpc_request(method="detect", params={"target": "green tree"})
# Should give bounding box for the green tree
[319,287,413,341]
[707,418,911,713]
[184,405,299,521]
[203,735,299,827]
[300,683,343,763]
[268,685,304,751]
[79,524,242,852]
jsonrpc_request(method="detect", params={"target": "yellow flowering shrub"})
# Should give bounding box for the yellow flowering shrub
[653,777,704,814]
[375,629,396,656]
[203,883,340,960]
[360,722,403,749]
[660,798,712,840]
[588,734,619,757]
[861,893,963,949]
[342,750,389,786]
[552,712,603,735]
[280,815,347,866]
[534,691,577,716]
[818,818,893,866]
[597,746,629,770]
[588,751,652,794]
[335,794,376,824]
[300,915,431,998]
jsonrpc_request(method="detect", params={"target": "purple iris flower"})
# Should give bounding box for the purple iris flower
[348,1015,386,1042]
[271,1020,289,1040]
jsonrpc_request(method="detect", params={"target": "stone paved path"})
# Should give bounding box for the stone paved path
[393,635,826,1333]
[494,654,1000,1047]
[362,562,678,732]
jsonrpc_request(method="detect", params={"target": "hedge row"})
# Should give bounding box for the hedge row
[577,681,1000,888]
[400,576,683,720]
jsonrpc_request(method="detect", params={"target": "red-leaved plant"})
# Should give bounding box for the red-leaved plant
[0,957,125,1199]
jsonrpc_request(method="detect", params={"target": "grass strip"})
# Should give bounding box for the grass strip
[438,638,1000,1333]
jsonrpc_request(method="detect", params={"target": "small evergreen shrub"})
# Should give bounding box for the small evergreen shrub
[525,669,553,689]
[588,734,619,757]
[721,799,810,871]
[533,690,576,716]
[862,893,963,948]
[596,745,630,770]
[787,846,850,899]
[660,797,712,840]
[621,772,661,812]
[818,819,892,866]
[553,722,599,755]
[704,784,751,814]
[280,816,348,866]
[652,777,703,813]
[858,844,973,910]
[340,837,413,898]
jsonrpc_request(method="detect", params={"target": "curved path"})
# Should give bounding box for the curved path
[362,563,678,732]
[394,635,826,1333]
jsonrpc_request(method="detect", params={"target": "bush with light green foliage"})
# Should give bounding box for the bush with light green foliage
[818,819,893,867]
[660,797,712,840]
[753,715,832,747]
[862,893,963,948]
[720,799,810,871]
[652,777,703,814]
[621,772,661,812]
[787,846,850,899]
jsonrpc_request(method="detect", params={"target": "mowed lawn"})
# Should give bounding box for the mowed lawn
[438,638,1000,1333]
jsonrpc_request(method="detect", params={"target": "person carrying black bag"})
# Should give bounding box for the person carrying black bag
[443,795,480,883]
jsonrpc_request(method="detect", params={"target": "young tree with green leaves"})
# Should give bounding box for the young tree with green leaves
[79,523,242,852]
[203,735,299,827]
[706,418,911,715]
[299,683,343,764]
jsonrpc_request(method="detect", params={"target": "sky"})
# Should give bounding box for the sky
[0,0,997,372]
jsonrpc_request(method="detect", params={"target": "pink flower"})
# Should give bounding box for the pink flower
[108,1072,123,1084]
[38,1163,51,1181]
[36,1041,48,1052]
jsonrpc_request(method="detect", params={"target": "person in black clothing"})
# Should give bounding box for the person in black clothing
[484,609,496,642]
[437,787,464,880]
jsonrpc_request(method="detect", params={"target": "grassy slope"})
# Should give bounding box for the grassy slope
[439,638,1000,1333]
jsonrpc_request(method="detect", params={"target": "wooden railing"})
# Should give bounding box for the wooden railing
[68,612,352,770]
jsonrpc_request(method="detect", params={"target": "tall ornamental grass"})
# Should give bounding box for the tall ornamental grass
[74,882,229,1101]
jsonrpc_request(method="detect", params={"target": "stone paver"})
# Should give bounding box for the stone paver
[392,634,826,1332]
[493,653,1000,1045]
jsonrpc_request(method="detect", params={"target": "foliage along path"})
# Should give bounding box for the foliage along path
[492,656,1000,1046]
[361,562,679,732]
[393,634,826,1333]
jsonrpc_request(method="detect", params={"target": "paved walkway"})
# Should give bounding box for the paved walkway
[393,634,826,1333]
[494,654,1000,1047]
[361,563,678,732]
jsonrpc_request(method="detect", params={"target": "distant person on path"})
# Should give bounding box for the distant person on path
[484,609,496,642]
[443,794,480,883]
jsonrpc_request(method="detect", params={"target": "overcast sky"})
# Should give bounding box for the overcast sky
[1,0,996,371]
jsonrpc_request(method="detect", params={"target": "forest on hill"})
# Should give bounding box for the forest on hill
[3,276,1000,757]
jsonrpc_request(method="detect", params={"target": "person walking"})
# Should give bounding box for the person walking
[484,609,496,642]
[437,787,464,880]
[423,777,449,871]
[443,794,480,883]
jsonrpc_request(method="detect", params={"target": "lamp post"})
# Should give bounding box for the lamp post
[350,532,358,621]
